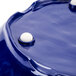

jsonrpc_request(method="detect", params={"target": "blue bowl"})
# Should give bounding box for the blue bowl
[0,0,76,76]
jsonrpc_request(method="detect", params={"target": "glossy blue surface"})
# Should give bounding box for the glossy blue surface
[0,0,76,76]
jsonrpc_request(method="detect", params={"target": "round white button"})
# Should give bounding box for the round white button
[20,32,33,43]
[70,0,76,5]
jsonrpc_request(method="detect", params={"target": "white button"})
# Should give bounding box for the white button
[70,0,76,5]
[20,32,33,43]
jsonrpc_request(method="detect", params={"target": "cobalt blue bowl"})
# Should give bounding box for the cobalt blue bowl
[0,0,76,76]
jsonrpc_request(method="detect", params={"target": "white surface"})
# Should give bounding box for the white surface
[70,0,76,5]
[0,0,36,28]
[20,32,33,42]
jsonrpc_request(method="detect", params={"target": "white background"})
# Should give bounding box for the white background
[0,0,36,28]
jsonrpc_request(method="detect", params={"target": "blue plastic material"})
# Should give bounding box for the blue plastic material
[0,0,76,76]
